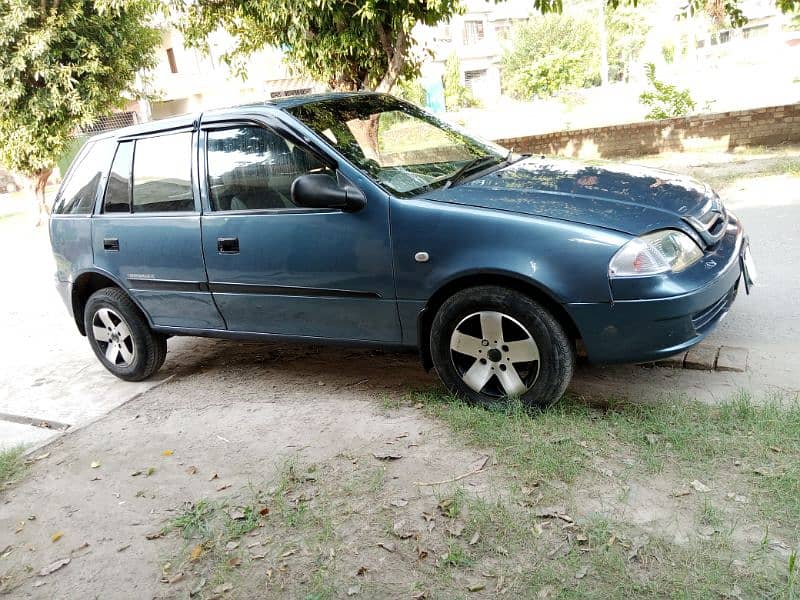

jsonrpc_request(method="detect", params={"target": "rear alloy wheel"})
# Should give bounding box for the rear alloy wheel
[430,286,574,409]
[84,287,167,381]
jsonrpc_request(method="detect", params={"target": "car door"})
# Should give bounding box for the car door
[199,119,400,342]
[92,129,225,330]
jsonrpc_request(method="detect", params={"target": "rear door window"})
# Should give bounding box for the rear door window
[53,139,115,215]
[102,141,134,213]
[132,132,194,213]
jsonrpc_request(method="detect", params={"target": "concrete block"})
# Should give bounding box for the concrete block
[655,352,687,369]
[684,344,719,370]
[716,346,748,373]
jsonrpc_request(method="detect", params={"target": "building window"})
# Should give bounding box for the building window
[743,24,768,39]
[493,19,512,41]
[463,20,485,45]
[719,30,731,44]
[464,69,487,91]
[166,48,178,74]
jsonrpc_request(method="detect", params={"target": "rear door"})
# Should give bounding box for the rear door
[199,118,400,342]
[92,129,224,330]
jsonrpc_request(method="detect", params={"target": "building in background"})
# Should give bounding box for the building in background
[417,0,531,105]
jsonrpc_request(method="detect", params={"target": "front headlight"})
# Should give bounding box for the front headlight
[609,230,703,277]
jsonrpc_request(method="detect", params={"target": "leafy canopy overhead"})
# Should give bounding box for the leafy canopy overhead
[177,0,461,92]
[0,0,160,177]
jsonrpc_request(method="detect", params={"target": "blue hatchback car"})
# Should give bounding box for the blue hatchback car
[49,92,755,408]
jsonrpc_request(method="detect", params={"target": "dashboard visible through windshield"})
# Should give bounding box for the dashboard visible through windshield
[288,95,508,196]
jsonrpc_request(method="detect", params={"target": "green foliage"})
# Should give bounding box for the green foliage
[639,62,696,120]
[443,54,479,110]
[0,0,160,177]
[392,77,427,107]
[530,0,798,29]
[605,4,649,82]
[176,0,462,92]
[501,14,598,100]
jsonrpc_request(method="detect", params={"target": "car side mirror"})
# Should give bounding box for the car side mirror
[291,173,366,212]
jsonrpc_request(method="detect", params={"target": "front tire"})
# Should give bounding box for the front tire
[430,286,574,409]
[84,287,167,381]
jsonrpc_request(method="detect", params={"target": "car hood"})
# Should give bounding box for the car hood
[422,157,717,236]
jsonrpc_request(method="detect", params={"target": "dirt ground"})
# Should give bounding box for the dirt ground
[2,340,798,599]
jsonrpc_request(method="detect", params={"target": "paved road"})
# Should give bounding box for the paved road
[1,152,798,450]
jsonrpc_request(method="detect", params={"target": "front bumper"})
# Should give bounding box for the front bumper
[566,218,745,364]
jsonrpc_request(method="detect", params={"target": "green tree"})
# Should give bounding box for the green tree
[501,14,599,100]
[176,0,461,93]
[443,54,479,110]
[0,0,159,223]
[639,62,696,120]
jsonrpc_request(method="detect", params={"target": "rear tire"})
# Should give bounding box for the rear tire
[430,286,574,409]
[84,287,167,381]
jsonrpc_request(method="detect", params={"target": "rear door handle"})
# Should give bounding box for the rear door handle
[103,238,119,252]
[217,237,239,254]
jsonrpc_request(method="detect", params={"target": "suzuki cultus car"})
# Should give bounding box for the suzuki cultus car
[50,93,755,408]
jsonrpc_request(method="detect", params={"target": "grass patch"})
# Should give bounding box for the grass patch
[415,390,800,527]
[0,446,26,489]
[408,388,800,597]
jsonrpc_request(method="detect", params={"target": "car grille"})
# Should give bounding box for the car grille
[691,283,738,333]
[682,192,728,249]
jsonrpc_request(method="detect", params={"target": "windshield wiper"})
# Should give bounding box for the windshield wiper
[443,155,503,189]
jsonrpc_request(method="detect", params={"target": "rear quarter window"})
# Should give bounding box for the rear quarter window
[53,139,115,215]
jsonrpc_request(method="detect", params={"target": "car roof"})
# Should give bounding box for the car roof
[87,91,382,143]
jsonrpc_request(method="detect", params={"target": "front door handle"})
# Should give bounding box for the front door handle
[103,237,119,251]
[217,237,239,254]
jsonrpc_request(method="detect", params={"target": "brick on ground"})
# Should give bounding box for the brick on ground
[684,344,719,370]
[715,346,748,373]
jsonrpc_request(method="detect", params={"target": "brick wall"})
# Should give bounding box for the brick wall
[495,103,800,159]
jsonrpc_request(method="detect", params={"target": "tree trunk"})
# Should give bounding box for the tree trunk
[28,168,53,227]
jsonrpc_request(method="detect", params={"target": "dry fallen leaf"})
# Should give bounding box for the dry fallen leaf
[145,531,163,540]
[280,548,296,558]
[168,573,185,584]
[392,520,416,539]
[690,480,709,492]
[378,541,396,552]
[469,531,480,546]
[209,473,219,481]
[259,507,270,516]
[186,466,198,475]
[228,557,242,567]
[39,557,70,576]
[190,544,203,561]
[216,483,231,492]
[51,532,64,543]
[373,452,403,461]
[389,498,408,508]
[162,450,174,457]
[130,470,142,477]
[90,461,100,469]
[467,582,486,592]
[446,520,466,537]
[228,508,246,521]
[145,467,156,477]
[534,506,573,523]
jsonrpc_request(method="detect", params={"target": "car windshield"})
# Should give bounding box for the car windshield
[288,95,507,196]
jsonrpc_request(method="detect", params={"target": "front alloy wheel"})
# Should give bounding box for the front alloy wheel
[450,311,540,398]
[430,286,574,409]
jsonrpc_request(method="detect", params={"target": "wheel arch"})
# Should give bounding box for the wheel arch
[417,271,582,371]
[71,269,150,335]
